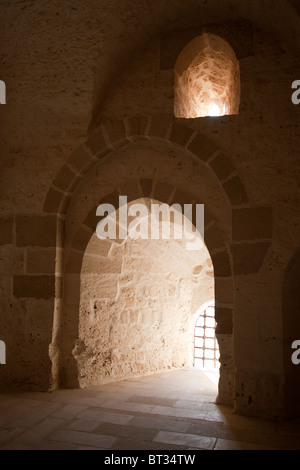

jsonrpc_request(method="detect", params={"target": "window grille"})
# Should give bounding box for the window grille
[194,304,219,369]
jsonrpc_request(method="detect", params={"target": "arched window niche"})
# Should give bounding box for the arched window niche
[174,33,240,119]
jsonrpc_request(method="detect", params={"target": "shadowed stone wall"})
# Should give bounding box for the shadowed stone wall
[0,1,299,419]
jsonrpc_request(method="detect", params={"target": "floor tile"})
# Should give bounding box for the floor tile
[214,438,275,450]
[16,417,67,445]
[153,430,216,450]
[49,429,117,449]
[130,415,190,433]
[77,409,133,425]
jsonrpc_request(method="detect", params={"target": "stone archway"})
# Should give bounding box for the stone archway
[40,115,273,412]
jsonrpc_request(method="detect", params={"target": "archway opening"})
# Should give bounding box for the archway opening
[174,33,240,118]
[74,198,217,388]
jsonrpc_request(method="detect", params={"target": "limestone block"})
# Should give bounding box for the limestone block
[214,277,234,304]
[232,207,273,241]
[210,152,235,181]
[53,165,77,192]
[81,276,118,300]
[204,222,226,252]
[68,146,94,172]
[232,242,271,274]
[140,178,153,197]
[26,248,56,274]
[211,250,232,277]
[222,175,249,206]
[169,122,194,147]
[16,216,57,248]
[148,113,173,138]
[43,188,64,214]
[187,133,218,162]
[0,246,25,274]
[152,181,174,205]
[103,119,127,145]
[0,298,27,333]
[13,275,55,299]
[26,298,55,331]
[81,256,122,274]
[65,250,84,273]
[125,309,139,324]
[85,234,112,257]
[127,115,148,136]
[0,217,14,245]
[72,226,93,251]
[86,130,108,156]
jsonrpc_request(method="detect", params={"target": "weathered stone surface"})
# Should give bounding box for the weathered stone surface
[26,248,56,274]
[68,146,94,172]
[65,250,84,274]
[16,216,57,248]
[43,188,64,214]
[222,176,249,206]
[232,242,271,274]
[232,207,273,241]
[152,181,174,204]
[127,115,148,136]
[148,114,173,138]
[140,178,153,197]
[187,133,218,162]
[103,119,127,144]
[204,223,226,252]
[168,122,194,147]
[0,218,13,245]
[215,307,233,334]
[1,1,299,420]
[210,152,235,181]
[86,130,108,156]
[215,277,234,304]
[83,206,100,232]
[118,179,141,204]
[53,165,77,192]
[211,250,232,277]
[13,275,55,299]
[76,227,215,387]
[72,227,93,251]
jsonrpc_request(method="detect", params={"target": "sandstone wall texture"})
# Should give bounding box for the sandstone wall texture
[0,0,300,419]
[76,227,213,388]
[174,33,240,118]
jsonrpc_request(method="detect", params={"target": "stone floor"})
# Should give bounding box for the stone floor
[0,368,300,450]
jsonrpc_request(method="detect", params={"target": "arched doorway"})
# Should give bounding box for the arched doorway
[75,198,215,387]
[46,128,238,408]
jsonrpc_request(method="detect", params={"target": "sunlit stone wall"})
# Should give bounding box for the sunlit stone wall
[76,208,214,387]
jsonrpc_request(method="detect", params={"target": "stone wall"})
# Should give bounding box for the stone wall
[0,0,299,418]
[76,226,213,387]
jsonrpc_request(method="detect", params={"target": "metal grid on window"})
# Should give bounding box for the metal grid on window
[194,304,219,369]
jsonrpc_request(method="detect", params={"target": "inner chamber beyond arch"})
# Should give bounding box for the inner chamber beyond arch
[76,199,215,387]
